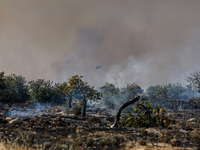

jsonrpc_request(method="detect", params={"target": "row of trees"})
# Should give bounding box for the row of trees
[98,82,143,111]
[146,83,194,107]
[97,82,194,110]
[1,70,200,113]
[0,73,95,102]
[97,71,200,110]
[0,72,96,117]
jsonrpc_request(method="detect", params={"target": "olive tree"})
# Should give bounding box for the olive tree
[0,73,29,103]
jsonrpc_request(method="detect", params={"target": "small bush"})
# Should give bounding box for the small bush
[137,138,147,146]
[71,100,84,116]
[88,116,102,124]
[99,136,122,147]
[86,137,94,147]
[43,142,52,150]
[190,129,200,146]
[72,104,82,116]
[118,99,170,128]
[19,131,36,148]
[74,137,86,147]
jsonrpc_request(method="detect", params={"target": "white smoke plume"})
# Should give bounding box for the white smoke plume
[0,0,200,89]
[7,103,47,117]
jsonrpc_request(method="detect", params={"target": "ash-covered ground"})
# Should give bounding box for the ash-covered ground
[0,104,200,150]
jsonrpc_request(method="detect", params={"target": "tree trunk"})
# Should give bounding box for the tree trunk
[69,96,72,108]
[110,96,140,128]
[82,95,87,117]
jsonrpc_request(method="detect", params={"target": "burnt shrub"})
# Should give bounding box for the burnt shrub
[0,117,7,124]
[88,116,102,124]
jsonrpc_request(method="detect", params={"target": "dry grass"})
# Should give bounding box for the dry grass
[0,143,36,150]
[0,109,200,150]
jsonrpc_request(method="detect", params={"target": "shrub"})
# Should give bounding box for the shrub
[118,99,170,128]
[72,104,82,116]
[71,100,84,116]
[88,116,102,124]
[86,137,94,147]
[43,142,52,150]
[137,138,147,146]
[99,136,121,147]
[190,129,200,147]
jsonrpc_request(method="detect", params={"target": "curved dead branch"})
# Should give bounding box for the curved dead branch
[110,96,140,128]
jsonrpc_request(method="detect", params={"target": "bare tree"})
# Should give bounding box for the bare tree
[186,71,200,93]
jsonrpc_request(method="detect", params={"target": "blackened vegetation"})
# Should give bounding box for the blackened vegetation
[0,105,200,149]
[0,117,7,124]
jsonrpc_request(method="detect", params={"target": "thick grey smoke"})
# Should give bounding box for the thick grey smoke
[0,0,200,89]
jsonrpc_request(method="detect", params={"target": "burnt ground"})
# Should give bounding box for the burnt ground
[0,105,200,150]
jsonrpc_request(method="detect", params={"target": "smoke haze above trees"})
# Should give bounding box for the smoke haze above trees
[0,0,200,88]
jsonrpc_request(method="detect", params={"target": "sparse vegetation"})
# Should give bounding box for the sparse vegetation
[99,135,122,147]
[88,115,102,124]
[86,137,94,147]
[190,128,200,147]
[1,71,200,150]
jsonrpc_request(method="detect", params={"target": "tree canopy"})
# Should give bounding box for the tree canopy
[0,73,29,103]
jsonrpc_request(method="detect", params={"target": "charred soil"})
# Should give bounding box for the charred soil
[0,105,200,150]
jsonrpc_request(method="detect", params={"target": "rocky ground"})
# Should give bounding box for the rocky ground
[0,104,200,150]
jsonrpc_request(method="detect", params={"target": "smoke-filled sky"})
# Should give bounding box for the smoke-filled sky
[0,0,200,89]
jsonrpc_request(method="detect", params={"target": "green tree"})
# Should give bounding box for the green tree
[165,83,187,100]
[62,75,96,117]
[147,83,188,108]
[1,73,29,103]
[59,81,73,108]
[28,79,65,103]
[121,83,143,100]
[100,83,120,96]
[146,85,167,107]
[29,79,51,103]
[51,83,66,104]
[0,72,6,102]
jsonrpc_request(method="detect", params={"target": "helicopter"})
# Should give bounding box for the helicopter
[96,65,102,69]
